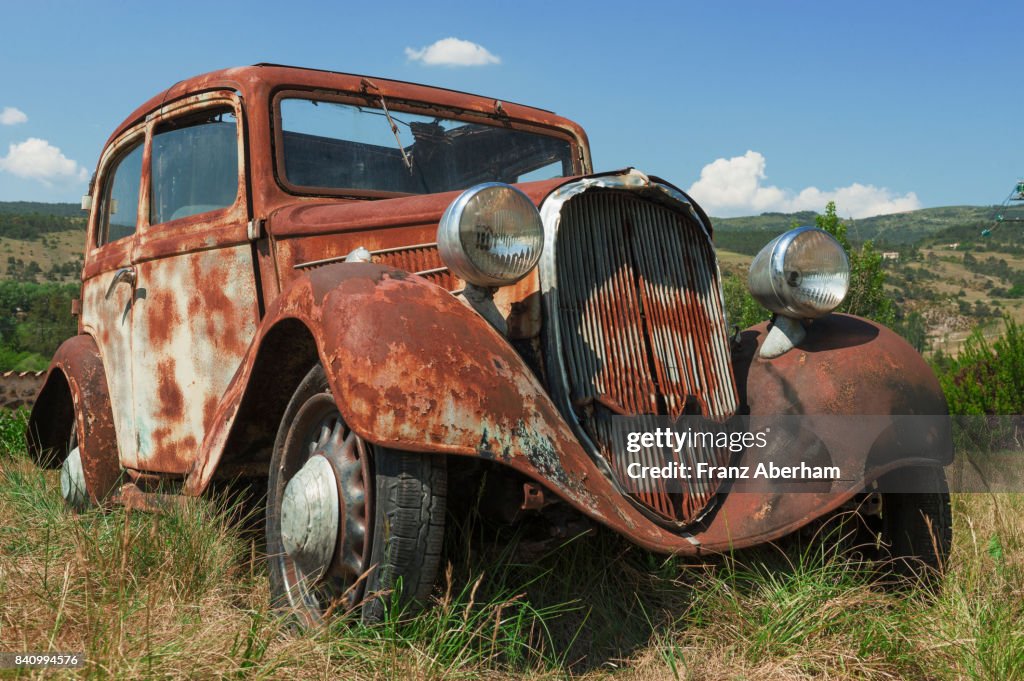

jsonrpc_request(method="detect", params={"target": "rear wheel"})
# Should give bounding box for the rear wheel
[266,364,446,625]
[59,421,89,512]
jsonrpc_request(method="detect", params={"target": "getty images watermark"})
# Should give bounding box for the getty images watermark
[603,415,1024,494]
[624,424,840,482]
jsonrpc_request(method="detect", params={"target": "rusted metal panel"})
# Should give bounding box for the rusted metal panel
[77,123,147,466]
[80,262,136,465]
[295,241,461,292]
[128,244,258,472]
[27,335,120,504]
[269,179,566,299]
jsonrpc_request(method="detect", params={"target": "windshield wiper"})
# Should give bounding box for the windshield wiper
[360,78,413,173]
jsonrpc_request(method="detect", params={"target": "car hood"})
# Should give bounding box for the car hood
[266,176,572,239]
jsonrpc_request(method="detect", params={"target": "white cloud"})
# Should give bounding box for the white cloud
[0,138,88,185]
[404,37,501,67]
[687,150,921,219]
[0,107,28,125]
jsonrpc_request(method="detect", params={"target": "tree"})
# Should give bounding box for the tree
[895,311,928,353]
[815,201,896,326]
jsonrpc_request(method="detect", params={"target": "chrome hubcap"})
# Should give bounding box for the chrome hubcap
[281,455,339,581]
[60,446,88,511]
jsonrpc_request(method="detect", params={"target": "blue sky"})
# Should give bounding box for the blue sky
[0,0,1021,218]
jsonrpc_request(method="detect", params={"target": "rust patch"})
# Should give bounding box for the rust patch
[156,358,183,418]
[752,499,773,521]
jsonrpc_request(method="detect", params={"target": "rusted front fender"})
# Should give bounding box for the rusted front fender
[27,335,121,504]
[735,313,949,422]
[687,313,952,549]
[190,262,620,518]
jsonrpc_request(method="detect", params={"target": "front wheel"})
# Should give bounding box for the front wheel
[266,364,446,625]
[870,466,952,583]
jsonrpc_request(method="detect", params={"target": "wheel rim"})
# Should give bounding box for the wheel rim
[275,392,372,622]
[60,424,88,511]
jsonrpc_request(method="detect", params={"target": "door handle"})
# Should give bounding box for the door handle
[105,267,136,299]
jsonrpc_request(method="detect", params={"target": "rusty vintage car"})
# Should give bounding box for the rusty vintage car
[27,64,952,623]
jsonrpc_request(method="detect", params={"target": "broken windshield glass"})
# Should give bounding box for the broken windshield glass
[277,97,575,196]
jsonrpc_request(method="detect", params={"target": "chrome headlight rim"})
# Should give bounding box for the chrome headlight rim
[437,182,544,288]
[748,225,850,319]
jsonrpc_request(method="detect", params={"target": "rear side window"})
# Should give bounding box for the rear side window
[97,141,143,246]
[150,107,238,224]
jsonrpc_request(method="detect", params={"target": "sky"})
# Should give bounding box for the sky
[0,0,1021,219]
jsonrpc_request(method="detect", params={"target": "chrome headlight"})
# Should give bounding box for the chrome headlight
[437,183,543,287]
[748,226,850,318]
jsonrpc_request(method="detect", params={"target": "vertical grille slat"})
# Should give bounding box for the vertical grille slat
[552,190,739,525]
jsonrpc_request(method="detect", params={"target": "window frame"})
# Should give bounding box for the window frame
[140,91,247,236]
[84,126,146,281]
[90,130,145,251]
[95,138,145,248]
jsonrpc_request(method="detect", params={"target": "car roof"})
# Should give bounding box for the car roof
[105,63,574,150]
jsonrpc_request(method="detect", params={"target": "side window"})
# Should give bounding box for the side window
[151,107,239,225]
[97,141,143,246]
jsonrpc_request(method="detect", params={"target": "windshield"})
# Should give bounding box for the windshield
[276,96,576,196]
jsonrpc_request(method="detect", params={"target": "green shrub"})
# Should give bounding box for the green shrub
[722,273,770,330]
[937,316,1024,416]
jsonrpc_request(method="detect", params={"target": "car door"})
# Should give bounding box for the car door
[79,128,146,465]
[122,92,260,473]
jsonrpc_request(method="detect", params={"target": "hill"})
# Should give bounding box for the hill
[708,204,1024,254]
[0,201,83,218]
[0,201,87,244]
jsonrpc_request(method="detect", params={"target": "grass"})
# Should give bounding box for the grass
[1,407,1022,679]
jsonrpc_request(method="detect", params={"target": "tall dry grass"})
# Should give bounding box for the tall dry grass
[1,408,1021,680]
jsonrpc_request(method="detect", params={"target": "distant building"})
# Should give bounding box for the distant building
[882,251,900,261]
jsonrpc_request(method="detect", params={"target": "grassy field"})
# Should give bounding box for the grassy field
[1,408,1022,680]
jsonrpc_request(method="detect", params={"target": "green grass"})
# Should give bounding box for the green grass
[0,407,1022,680]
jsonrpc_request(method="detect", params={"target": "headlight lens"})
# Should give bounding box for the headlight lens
[437,183,544,287]
[748,226,850,318]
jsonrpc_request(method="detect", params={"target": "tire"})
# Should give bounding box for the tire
[874,466,952,584]
[266,364,446,625]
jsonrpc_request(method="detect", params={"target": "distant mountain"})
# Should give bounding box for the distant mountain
[843,205,1021,245]
[709,205,1024,254]
[0,201,82,218]
[0,202,86,243]
[710,211,820,233]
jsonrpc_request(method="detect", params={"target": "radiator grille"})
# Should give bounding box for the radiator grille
[552,189,739,524]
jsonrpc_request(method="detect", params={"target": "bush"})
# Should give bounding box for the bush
[722,273,770,330]
[936,316,1024,416]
